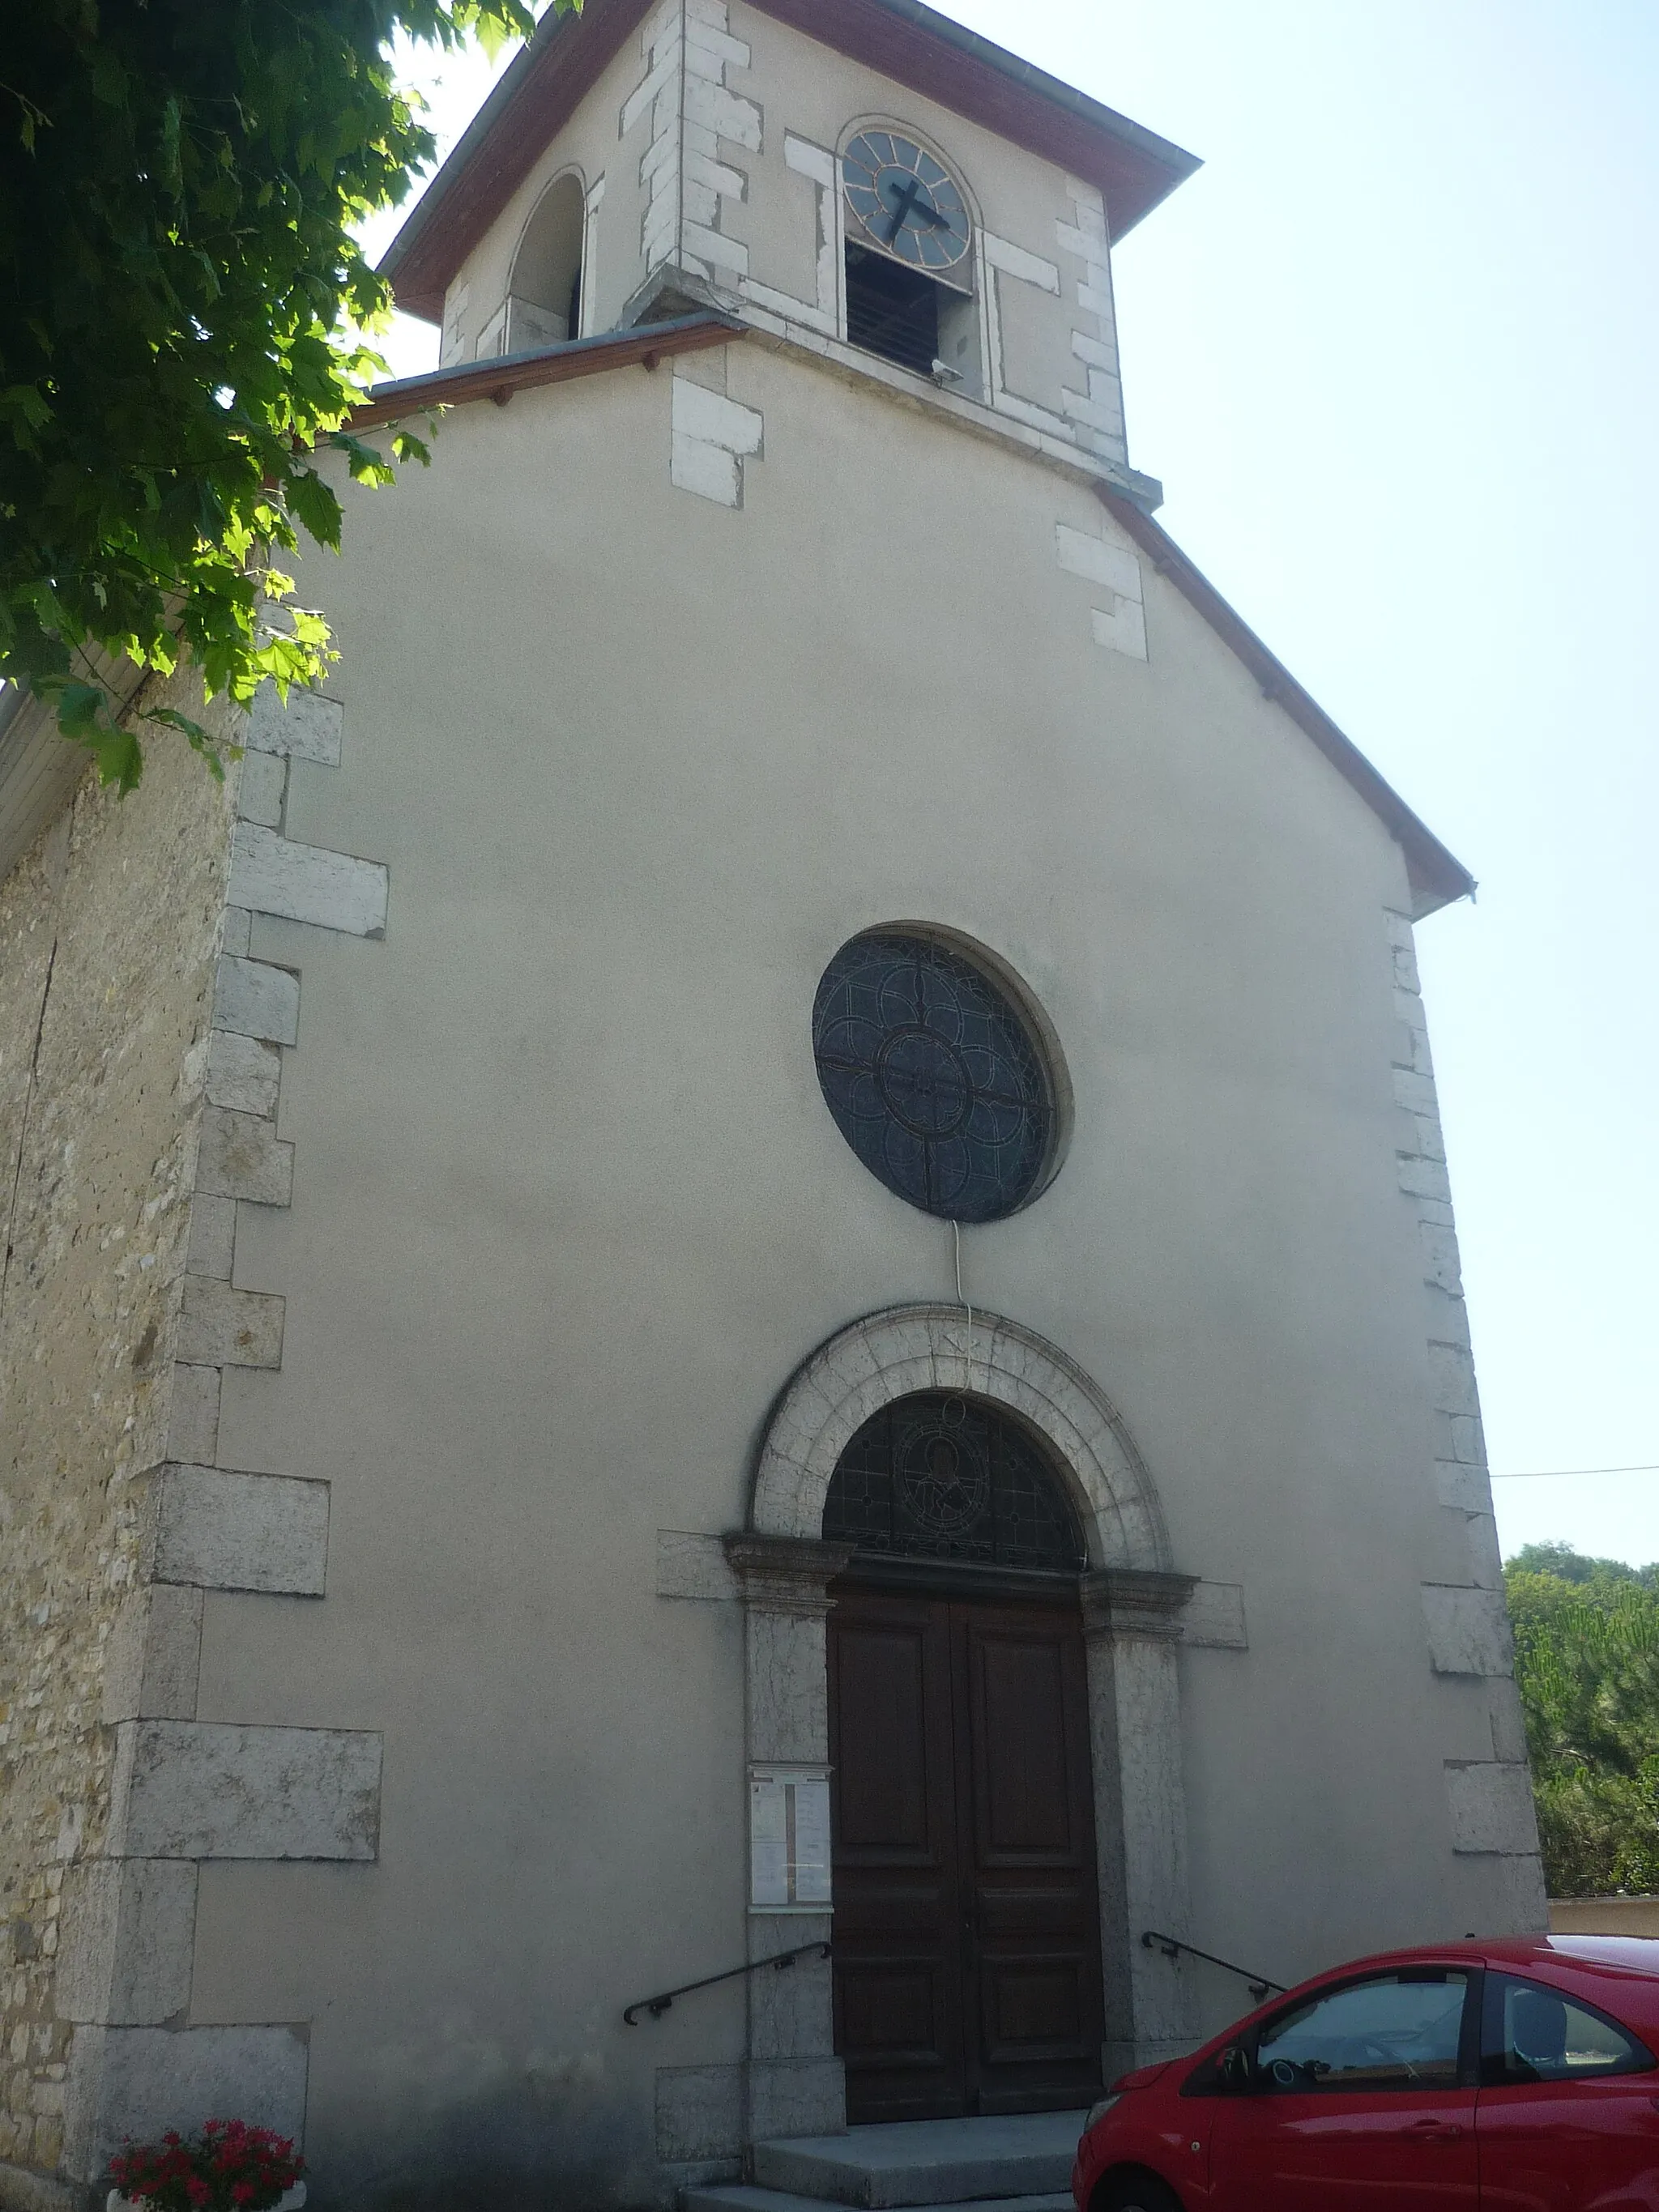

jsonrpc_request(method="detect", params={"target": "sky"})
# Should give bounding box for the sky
[359,2,1659,1567]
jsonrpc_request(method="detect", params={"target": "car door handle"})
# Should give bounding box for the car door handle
[1403,2120,1465,2142]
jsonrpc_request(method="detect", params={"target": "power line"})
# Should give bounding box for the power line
[1488,1464,1659,1481]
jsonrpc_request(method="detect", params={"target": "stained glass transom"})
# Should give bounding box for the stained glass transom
[812,935,1054,1222]
[823,1394,1086,1575]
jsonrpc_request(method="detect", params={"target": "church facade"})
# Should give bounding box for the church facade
[0,2,1543,2207]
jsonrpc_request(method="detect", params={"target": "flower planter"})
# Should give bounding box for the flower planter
[109,2190,305,2212]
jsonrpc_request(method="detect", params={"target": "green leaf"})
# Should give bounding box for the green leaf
[0,0,583,790]
[285,467,344,548]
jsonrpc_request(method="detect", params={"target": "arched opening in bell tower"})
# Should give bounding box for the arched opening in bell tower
[506,172,586,352]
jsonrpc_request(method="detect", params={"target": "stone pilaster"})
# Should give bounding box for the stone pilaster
[1081,1568,1198,2075]
[723,1536,851,2146]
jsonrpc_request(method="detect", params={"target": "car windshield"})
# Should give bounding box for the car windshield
[1255,1972,1468,2091]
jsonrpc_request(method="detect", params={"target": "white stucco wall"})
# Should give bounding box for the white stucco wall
[165,339,1528,2200]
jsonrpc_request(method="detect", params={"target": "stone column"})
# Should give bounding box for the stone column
[723,1536,853,2146]
[1081,1569,1198,2077]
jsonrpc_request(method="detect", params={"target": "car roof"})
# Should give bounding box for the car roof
[1257,1935,1659,2035]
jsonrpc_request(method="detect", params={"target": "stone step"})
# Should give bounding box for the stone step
[686,2191,1073,2212]
[746,2113,1088,2209]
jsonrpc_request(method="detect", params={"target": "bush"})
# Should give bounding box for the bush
[109,2120,303,2212]
[1506,1548,1659,1897]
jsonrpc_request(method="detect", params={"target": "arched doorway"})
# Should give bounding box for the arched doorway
[728,1306,1198,2144]
[824,1393,1104,2120]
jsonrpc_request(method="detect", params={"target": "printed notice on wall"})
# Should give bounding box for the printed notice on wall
[749,1767,832,1910]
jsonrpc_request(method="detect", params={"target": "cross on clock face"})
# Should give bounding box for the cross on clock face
[842,131,972,278]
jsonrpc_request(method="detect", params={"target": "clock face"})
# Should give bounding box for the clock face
[842,131,972,278]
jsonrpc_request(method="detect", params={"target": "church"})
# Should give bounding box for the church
[0,1,1544,2207]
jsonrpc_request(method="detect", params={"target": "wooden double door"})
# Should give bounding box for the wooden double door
[828,1584,1106,2122]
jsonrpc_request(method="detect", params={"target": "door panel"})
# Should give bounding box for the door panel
[830,1595,963,2120]
[961,1610,1103,2112]
[830,1588,1104,2122]
[1212,2090,1478,2212]
[1476,1968,1659,2210]
[1209,1968,1479,2212]
[1476,2080,1659,2210]
[834,1626,934,1853]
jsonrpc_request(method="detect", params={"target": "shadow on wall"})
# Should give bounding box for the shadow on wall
[326,2057,655,2212]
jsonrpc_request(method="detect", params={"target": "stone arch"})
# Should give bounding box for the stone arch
[506,168,587,350]
[750,1302,1171,1572]
[836,114,986,239]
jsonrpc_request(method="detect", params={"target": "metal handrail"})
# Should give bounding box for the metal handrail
[1141,1929,1286,2002]
[623,1940,831,2027]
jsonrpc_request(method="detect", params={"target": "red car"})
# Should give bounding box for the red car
[1072,1935,1659,2211]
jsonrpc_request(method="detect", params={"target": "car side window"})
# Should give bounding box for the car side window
[1481,1973,1654,2086]
[1252,1971,1471,2093]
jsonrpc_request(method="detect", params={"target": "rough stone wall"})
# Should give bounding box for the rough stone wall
[0,678,238,2193]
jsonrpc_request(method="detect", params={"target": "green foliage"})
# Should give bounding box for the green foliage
[1506,1548,1659,1897]
[0,0,574,789]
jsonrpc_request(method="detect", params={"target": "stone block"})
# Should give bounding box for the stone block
[1397,1154,1452,1202]
[228,825,388,939]
[165,1364,222,1468]
[213,957,300,1047]
[783,132,835,186]
[1392,1067,1439,1118]
[102,1585,202,1726]
[155,1466,327,1595]
[63,2025,307,2180]
[1384,908,1422,991]
[1072,330,1120,372]
[109,1721,380,1860]
[186,1195,237,1281]
[1091,599,1148,660]
[656,2065,743,2161]
[196,1106,293,1208]
[983,231,1061,292]
[1179,1582,1248,1650]
[1419,1221,1463,1293]
[54,1861,196,2025]
[177,1282,285,1362]
[1425,1284,1472,1348]
[1445,1762,1540,1855]
[746,1611,830,1766]
[1436,1459,1490,1515]
[657,1530,737,1602]
[236,751,287,829]
[747,1915,834,2061]
[0,2161,83,2212]
[1427,1340,1480,1419]
[1466,1511,1504,1590]
[205,1031,281,1118]
[1056,524,1141,601]
[745,2058,846,2145]
[1489,1852,1550,1933]
[681,74,761,151]
[1489,1682,1529,1765]
[220,906,253,958]
[245,680,343,765]
[1391,1016,1433,1077]
[176,1277,284,1369]
[1422,1584,1512,1677]
[671,373,764,508]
